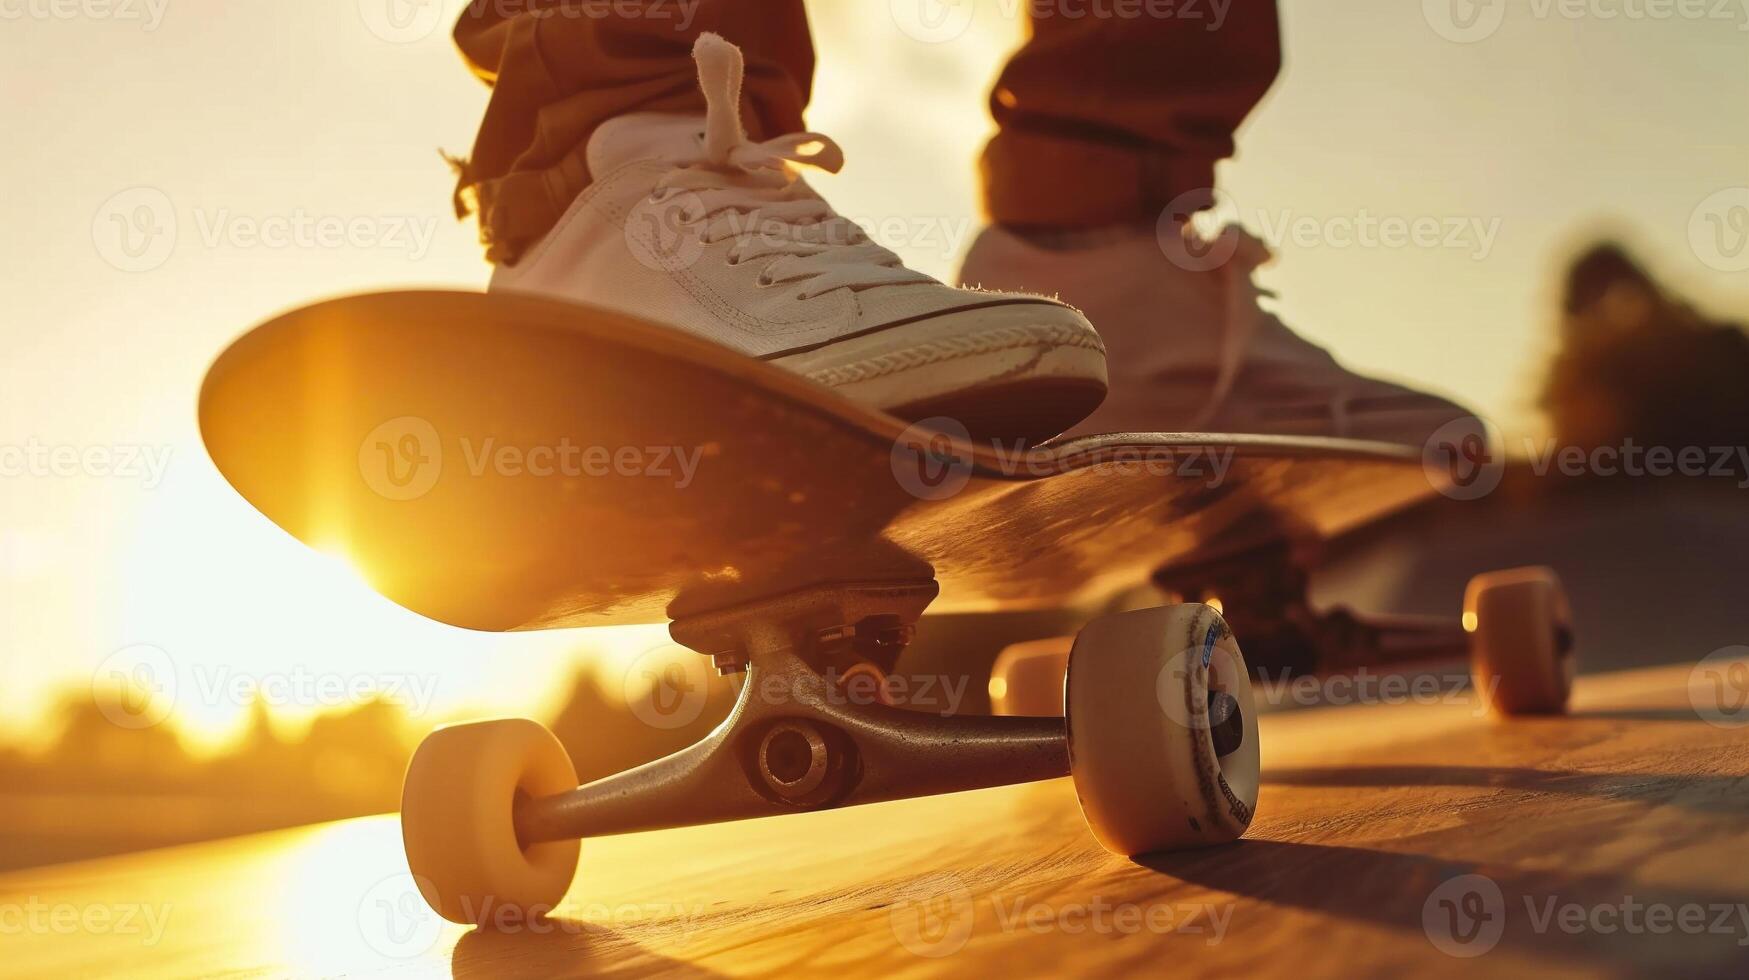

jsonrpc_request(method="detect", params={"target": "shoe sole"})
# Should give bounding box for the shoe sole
[771,306,1109,446]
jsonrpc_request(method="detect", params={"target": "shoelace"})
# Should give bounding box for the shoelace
[1177,222,1269,428]
[653,34,932,300]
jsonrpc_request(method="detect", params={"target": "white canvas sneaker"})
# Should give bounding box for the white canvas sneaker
[491,33,1107,444]
[958,222,1473,447]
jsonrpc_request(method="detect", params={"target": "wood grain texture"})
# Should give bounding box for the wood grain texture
[198,291,1433,631]
[5,659,1746,978]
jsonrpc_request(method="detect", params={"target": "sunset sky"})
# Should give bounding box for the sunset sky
[3,0,1746,746]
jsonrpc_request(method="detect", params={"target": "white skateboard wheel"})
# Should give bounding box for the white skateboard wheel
[1066,604,1260,856]
[401,718,580,924]
[989,636,1072,716]
[1465,566,1576,716]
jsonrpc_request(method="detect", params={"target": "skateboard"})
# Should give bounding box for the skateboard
[199,290,1576,925]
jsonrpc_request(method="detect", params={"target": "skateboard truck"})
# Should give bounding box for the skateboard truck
[1152,541,1482,678]
[401,584,1262,925]
[992,548,1577,720]
[513,582,1069,843]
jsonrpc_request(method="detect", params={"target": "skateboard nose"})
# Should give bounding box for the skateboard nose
[1208,690,1244,758]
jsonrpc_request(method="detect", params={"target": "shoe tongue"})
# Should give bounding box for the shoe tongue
[586,113,708,177]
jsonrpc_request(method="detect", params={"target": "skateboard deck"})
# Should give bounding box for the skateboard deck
[199,291,1438,633]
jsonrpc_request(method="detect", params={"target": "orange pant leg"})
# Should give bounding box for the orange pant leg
[981,0,1282,229]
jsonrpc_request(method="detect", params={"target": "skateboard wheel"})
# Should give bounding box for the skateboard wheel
[401,718,580,924]
[1465,567,1576,716]
[989,636,1072,716]
[1066,604,1259,856]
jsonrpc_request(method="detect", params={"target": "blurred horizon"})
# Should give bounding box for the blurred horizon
[3,2,1747,757]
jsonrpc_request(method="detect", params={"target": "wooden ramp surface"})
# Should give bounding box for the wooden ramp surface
[5,660,1747,979]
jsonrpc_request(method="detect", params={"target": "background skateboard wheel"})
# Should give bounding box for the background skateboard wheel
[1066,604,1260,856]
[989,636,1072,716]
[1465,567,1576,716]
[401,718,580,924]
